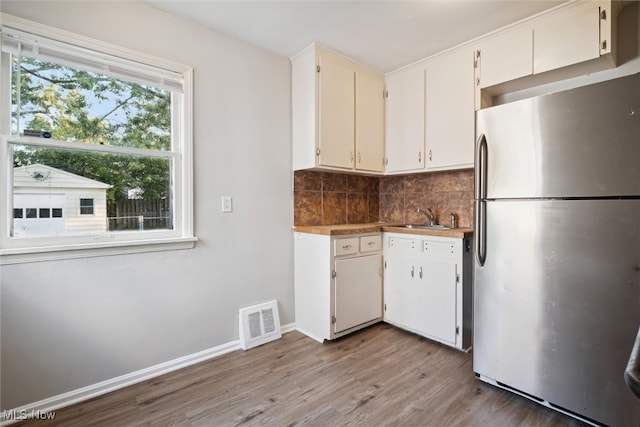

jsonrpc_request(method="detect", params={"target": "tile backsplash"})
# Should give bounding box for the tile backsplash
[294,169,474,228]
[379,169,474,228]
[294,171,379,226]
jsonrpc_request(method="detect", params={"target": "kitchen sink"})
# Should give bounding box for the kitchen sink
[401,224,450,230]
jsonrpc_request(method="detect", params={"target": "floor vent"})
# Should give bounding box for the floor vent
[239,300,281,350]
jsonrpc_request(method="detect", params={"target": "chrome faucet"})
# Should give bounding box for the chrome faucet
[417,208,435,226]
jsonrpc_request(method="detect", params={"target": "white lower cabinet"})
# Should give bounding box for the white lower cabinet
[294,230,471,349]
[294,232,383,342]
[383,232,473,350]
[334,254,382,333]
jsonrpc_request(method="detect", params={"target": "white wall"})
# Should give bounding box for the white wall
[0,1,294,409]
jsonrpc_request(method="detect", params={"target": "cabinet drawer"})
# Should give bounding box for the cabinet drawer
[423,240,456,260]
[334,237,359,256]
[360,235,382,253]
[388,236,418,251]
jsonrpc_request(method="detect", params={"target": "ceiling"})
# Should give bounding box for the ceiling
[147,0,565,73]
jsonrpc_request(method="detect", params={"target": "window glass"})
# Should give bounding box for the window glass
[25,208,37,218]
[80,199,94,215]
[10,143,172,236]
[13,208,23,218]
[39,208,50,218]
[11,56,172,151]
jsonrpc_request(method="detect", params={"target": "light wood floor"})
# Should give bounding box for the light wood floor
[16,324,587,426]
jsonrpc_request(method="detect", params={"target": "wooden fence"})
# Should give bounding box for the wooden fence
[107,199,171,231]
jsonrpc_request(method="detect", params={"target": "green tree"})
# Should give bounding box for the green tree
[12,56,171,202]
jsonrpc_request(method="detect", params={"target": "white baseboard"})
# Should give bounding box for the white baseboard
[1,322,296,426]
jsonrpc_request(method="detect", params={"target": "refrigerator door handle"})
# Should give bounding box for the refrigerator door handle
[475,133,487,200]
[625,324,640,400]
[475,200,486,266]
[475,133,487,266]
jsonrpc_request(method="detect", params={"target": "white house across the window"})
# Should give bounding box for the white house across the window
[0,15,196,263]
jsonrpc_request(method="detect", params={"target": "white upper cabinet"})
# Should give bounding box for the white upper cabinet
[533,1,610,74]
[473,0,618,94]
[292,1,621,175]
[475,24,533,89]
[355,71,385,173]
[384,65,426,173]
[425,48,475,171]
[317,54,355,169]
[292,44,384,173]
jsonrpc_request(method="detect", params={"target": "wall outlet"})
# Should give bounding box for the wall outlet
[221,196,232,213]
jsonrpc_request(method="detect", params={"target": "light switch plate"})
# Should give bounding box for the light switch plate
[221,196,232,213]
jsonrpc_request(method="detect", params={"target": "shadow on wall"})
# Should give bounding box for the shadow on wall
[294,169,474,228]
[617,2,639,67]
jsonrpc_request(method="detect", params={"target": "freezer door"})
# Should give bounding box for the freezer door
[476,73,640,199]
[473,199,640,426]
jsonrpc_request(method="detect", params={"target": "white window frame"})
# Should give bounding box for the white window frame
[0,15,196,264]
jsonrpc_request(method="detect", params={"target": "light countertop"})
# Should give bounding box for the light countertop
[293,223,473,238]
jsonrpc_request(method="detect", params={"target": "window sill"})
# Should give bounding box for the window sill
[0,236,198,265]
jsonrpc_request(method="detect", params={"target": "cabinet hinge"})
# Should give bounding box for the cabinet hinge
[473,50,480,69]
[383,90,388,99]
[331,315,336,324]
[601,40,607,50]
[384,303,387,312]
[331,270,337,278]
[316,147,321,156]
[456,326,460,335]
[384,260,387,269]
[316,65,321,73]
[600,9,606,20]
[456,274,460,283]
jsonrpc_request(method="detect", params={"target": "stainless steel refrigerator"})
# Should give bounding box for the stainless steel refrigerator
[473,73,640,426]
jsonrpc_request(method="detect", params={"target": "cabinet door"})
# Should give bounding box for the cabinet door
[476,25,533,89]
[414,258,458,345]
[334,254,382,333]
[533,3,601,74]
[318,54,355,169]
[382,252,414,328]
[355,72,385,172]
[425,48,475,171]
[385,66,425,173]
